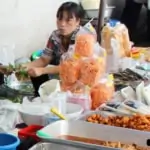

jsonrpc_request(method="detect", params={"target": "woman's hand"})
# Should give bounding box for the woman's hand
[27,67,44,77]
[27,66,60,77]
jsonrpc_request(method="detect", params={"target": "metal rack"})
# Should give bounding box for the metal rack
[97,0,107,43]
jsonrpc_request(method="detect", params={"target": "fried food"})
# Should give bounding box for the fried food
[59,135,149,150]
[86,114,150,131]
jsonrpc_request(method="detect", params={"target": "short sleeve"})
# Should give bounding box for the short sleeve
[42,35,54,57]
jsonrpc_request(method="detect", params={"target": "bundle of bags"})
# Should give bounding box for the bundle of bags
[59,34,114,110]
[101,22,132,72]
[101,22,131,57]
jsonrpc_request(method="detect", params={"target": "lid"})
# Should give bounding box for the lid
[109,19,120,27]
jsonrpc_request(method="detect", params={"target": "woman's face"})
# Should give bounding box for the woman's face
[57,11,80,36]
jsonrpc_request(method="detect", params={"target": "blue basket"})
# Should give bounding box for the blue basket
[0,133,20,150]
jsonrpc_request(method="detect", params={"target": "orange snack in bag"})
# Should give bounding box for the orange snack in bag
[79,58,105,87]
[59,59,80,85]
[75,34,95,57]
[61,81,85,93]
[90,79,114,110]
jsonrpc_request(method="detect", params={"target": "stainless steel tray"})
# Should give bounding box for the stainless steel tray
[37,120,150,148]
[30,142,114,150]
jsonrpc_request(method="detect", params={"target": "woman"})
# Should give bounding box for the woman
[121,0,150,41]
[24,2,95,96]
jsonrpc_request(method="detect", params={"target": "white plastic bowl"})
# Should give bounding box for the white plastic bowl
[18,103,83,125]
[18,105,49,126]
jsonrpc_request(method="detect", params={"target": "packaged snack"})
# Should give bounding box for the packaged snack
[90,74,114,110]
[101,24,112,55]
[74,34,95,57]
[61,81,84,93]
[101,22,131,58]
[115,23,131,57]
[79,57,105,86]
[59,59,80,85]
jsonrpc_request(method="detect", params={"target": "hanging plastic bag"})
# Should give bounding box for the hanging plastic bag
[90,74,115,110]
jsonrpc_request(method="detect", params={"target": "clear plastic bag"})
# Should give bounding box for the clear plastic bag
[59,59,80,85]
[90,74,115,110]
[74,34,95,57]
[115,23,131,57]
[67,82,91,111]
[79,56,105,86]
[101,24,113,55]
[101,23,131,58]
[0,100,22,132]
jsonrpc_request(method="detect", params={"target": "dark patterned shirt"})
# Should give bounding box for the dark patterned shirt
[42,26,95,65]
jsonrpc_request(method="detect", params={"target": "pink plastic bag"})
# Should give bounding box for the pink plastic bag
[67,82,91,111]
[67,92,91,111]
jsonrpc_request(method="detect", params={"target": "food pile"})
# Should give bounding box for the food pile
[59,135,149,150]
[60,34,114,110]
[98,141,149,150]
[86,114,150,131]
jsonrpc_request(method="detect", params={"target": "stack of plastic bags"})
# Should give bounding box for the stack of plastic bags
[59,33,114,110]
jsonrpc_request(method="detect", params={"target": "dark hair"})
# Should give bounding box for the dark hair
[57,2,85,20]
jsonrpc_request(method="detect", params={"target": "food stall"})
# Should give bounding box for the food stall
[0,1,150,150]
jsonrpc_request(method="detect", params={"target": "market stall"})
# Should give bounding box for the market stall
[0,1,150,150]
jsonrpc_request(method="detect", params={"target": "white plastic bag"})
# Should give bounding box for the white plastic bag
[0,100,22,132]
[38,79,61,102]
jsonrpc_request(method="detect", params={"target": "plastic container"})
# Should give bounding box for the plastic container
[0,133,20,150]
[31,49,43,61]
[18,104,49,126]
[18,125,43,141]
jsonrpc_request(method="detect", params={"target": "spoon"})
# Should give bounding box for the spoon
[50,107,67,120]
